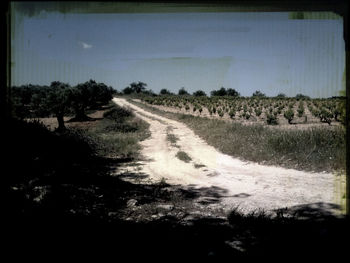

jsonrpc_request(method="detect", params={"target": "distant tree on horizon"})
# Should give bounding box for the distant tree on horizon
[131,81,148,93]
[252,90,266,98]
[226,88,240,97]
[193,90,207,97]
[210,87,240,97]
[122,86,134,95]
[160,88,173,95]
[295,93,310,100]
[276,93,287,98]
[143,89,157,96]
[123,81,148,94]
[178,87,189,96]
[211,87,227,96]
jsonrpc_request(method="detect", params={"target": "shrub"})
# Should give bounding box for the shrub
[255,108,262,117]
[103,105,133,121]
[243,104,248,113]
[266,113,278,125]
[297,107,304,117]
[284,109,294,124]
[312,108,320,118]
[297,102,305,117]
[319,108,333,125]
[229,109,235,119]
[333,107,341,122]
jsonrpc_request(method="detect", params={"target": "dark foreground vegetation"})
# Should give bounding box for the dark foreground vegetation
[3,102,348,259]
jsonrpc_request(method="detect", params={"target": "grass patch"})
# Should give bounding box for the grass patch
[129,99,345,173]
[182,116,345,172]
[176,151,192,163]
[103,104,133,120]
[87,104,150,159]
[167,133,179,144]
[166,126,179,147]
[194,163,206,169]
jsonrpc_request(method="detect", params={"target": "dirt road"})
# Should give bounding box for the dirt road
[113,98,344,216]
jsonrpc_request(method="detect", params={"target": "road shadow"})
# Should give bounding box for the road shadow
[3,118,348,260]
[276,202,344,219]
[67,116,104,122]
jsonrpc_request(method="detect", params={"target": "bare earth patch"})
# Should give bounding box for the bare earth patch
[30,109,106,131]
[113,98,346,217]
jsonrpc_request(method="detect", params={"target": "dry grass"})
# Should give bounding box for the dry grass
[176,151,192,163]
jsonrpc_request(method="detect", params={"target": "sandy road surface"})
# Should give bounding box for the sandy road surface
[113,98,344,216]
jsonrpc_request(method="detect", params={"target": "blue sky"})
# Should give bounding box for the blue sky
[11,8,345,98]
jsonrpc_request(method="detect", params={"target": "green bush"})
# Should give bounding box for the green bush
[266,113,278,125]
[297,108,304,117]
[333,107,341,122]
[319,108,333,125]
[312,108,320,118]
[284,109,294,124]
[103,105,133,121]
[297,102,305,117]
[229,109,235,119]
[255,108,262,117]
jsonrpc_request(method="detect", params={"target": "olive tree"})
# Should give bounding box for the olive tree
[70,80,113,121]
[46,81,72,131]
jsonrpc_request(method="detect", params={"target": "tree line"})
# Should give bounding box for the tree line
[122,83,240,97]
[12,80,115,131]
[121,81,318,100]
[121,82,317,99]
